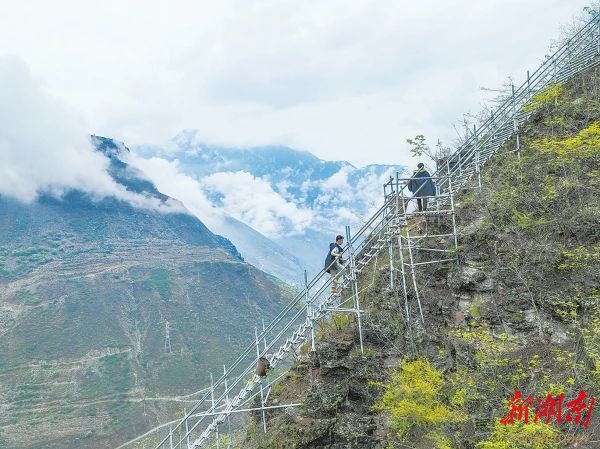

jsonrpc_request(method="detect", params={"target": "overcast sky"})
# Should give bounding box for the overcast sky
[0,1,593,167]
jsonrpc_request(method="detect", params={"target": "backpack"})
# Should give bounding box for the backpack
[323,243,343,273]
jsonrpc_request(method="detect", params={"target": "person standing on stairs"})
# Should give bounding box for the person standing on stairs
[324,234,345,295]
[408,163,436,212]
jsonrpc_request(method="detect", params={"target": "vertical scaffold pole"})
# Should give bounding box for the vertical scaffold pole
[384,175,393,199]
[388,216,395,290]
[255,328,267,433]
[397,224,410,323]
[435,173,441,226]
[448,176,459,254]
[305,270,315,351]
[261,319,267,352]
[169,427,174,449]
[597,8,600,54]
[396,171,400,214]
[223,365,232,449]
[401,178,408,216]
[404,223,424,323]
[490,111,496,145]
[473,125,481,189]
[393,171,402,288]
[184,408,191,449]
[398,172,411,323]
[511,84,521,159]
[209,372,219,449]
[345,225,364,354]
[445,159,451,200]
[393,172,399,224]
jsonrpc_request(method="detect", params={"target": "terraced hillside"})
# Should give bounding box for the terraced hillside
[0,138,287,449]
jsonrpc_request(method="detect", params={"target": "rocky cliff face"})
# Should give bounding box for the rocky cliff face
[239,66,600,448]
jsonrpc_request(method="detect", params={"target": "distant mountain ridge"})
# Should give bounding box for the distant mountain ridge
[169,129,350,175]
[136,130,405,280]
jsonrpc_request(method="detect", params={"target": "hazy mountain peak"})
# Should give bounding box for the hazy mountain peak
[130,133,405,281]
[91,134,130,159]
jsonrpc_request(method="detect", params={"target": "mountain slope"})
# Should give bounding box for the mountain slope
[0,137,287,449]
[215,216,307,284]
[240,66,600,449]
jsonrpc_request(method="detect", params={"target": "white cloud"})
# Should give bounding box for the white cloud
[353,167,399,218]
[125,154,224,229]
[322,166,352,191]
[201,171,314,238]
[125,149,392,239]
[0,1,591,167]
[0,56,183,213]
[291,164,401,234]
[125,154,313,239]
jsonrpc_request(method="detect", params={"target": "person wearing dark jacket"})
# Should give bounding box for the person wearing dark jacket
[407,163,436,212]
[324,235,345,295]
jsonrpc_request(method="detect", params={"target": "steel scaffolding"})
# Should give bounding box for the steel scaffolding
[116,10,600,449]
[384,175,459,324]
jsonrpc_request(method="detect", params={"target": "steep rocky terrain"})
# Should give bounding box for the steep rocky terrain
[0,138,288,449]
[239,66,600,448]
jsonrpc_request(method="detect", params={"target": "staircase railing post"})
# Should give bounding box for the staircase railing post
[490,111,496,149]
[223,366,232,449]
[597,7,600,55]
[473,124,481,189]
[511,84,520,159]
[395,171,400,219]
[397,225,410,323]
[261,319,267,352]
[404,220,424,323]
[255,328,267,433]
[209,372,219,448]
[184,408,190,449]
[387,199,396,291]
[304,270,315,351]
[448,176,459,254]
[345,225,364,354]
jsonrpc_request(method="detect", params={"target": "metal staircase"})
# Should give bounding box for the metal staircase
[155,193,400,449]
[118,10,600,449]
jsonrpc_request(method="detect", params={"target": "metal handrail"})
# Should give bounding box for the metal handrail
[151,193,398,449]
[144,11,600,449]
[186,196,399,447]
[390,12,600,205]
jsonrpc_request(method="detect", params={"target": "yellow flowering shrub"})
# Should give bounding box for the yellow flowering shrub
[522,84,564,113]
[373,359,465,447]
[476,420,560,449]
